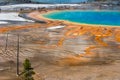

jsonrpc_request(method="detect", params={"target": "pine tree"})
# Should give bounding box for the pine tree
[21,59,35,80]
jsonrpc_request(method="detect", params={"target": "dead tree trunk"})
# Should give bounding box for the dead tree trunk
[5,33,9,52]
[16,34,20,76]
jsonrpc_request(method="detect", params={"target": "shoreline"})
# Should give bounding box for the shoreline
[28,10,120,28]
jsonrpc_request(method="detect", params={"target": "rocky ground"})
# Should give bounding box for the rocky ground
[0,21,120,80]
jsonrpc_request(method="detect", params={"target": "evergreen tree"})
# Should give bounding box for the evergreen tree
[21,59,35,80]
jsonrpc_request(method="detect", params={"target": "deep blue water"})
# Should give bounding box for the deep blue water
[43,10,120,26]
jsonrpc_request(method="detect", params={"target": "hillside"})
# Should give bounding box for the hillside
[0,0,32,5]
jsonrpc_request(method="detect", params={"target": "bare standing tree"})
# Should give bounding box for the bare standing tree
[5,33,9,52]
[16,34,20,76]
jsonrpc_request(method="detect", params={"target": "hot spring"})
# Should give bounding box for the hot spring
[43,10,120,26]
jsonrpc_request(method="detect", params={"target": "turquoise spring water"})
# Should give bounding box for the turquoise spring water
[43,10,120,26]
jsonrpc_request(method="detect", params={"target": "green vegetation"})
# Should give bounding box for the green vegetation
[21,59,35,80]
